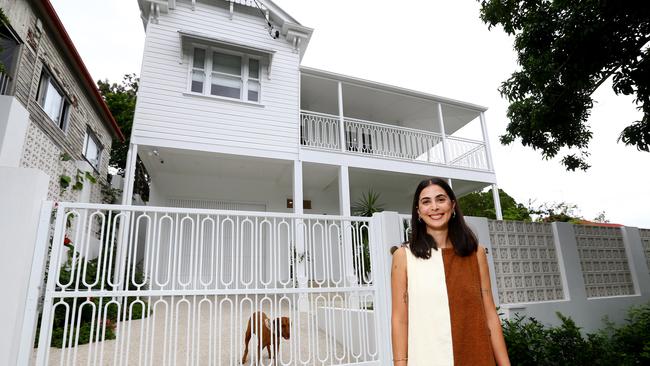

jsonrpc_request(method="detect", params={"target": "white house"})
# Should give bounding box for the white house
[126,0,503,219]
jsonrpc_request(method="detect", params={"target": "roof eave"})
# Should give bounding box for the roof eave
[300,66,489,112]
[40,0,125,142]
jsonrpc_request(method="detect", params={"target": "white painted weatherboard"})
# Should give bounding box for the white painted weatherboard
[132,1,300,160]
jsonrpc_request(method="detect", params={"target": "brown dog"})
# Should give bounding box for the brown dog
[241,311,290,364]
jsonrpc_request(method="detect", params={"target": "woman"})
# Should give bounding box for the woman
[391,178,510,365]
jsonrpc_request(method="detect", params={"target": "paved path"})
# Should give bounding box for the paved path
[33,296,370,365]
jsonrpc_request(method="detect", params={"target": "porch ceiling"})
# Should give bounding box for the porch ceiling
[139,146,293,191]
[300,74,481,135]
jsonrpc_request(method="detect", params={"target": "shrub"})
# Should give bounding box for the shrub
[502,304,650,365]
[36,238,149,348]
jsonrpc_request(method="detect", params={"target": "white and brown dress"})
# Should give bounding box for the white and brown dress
[404,245,495,366]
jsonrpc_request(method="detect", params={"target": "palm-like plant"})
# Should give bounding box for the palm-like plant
[351,190,384,284]
[352,189,384,217]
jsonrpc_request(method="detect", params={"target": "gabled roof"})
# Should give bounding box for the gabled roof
[39,1,125,141]
[138,0,313,59]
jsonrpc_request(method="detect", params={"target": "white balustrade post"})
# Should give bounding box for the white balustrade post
[121,143,138,205]
[116,143,138,290]
[437,103,450,165]
[339,165,359,308]
[479,111,495,171]
[338,82,346,152]
[491,184,503,220]
[370,211,403,365]
[293,160,309,311]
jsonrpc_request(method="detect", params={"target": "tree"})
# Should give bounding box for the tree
[97,74,149,201]
[478,1,650,171]
[459,188,531,221]
[528,201,583,223]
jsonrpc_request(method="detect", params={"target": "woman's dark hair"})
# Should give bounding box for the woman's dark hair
[409,177,478,258]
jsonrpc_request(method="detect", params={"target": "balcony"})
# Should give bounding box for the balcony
[300,110,491,171]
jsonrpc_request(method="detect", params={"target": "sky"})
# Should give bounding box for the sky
[49,0,649,228]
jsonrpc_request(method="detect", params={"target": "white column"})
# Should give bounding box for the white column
[437,103,449,165]
[491,183,503,220]
[339,165,358,298]
[121,143,138,205]
[339,164,351,217]
[371,211,403,365]
[338,82,346,152]
[293,160,309,311]
[479,111,496,171]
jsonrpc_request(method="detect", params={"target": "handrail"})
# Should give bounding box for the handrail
[344,115,442,137]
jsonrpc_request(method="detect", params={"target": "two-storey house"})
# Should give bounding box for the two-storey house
[128,0,503,219]
[0,0,124,203]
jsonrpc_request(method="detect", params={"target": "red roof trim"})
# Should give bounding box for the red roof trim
[40,0,125,142]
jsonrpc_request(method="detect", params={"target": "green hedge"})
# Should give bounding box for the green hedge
[503,303,650,365]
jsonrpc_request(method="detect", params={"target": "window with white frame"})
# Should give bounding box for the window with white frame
[189,46,261,103]
[83,129,102,170]
[37,70,70,130]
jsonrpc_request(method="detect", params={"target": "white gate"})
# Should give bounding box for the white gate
[29,202,389,365]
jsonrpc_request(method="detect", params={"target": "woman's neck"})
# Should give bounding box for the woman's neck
[427,227,451,249]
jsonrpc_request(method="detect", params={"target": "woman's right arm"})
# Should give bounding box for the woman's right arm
[391,247,408,365]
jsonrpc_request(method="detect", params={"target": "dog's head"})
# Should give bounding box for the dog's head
[274,317,291,340]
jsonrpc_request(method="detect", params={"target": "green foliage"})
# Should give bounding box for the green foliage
[503,303,650,365]
[352,190,384,283]
[352,190,384,217]
[59,152,72,162]
[97,74,150,202]
[528,201,583,223]
[459,188,531,221]
[59,175,71,190]
[100,181,122,204]
[478,1,650,171]
[606,303,650,364]
[37,237,149,348]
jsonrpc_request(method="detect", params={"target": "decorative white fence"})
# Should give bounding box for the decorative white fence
[32,203,385,366]
[300,111,490,171]
[18,206,650,364]
[574,225,635,297]
[488,220,565,304]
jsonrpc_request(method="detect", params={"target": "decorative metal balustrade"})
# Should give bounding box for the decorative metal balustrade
[32,203,382,366]
[300,111,491,171]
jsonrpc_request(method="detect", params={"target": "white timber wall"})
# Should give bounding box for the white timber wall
[132,1,301,160]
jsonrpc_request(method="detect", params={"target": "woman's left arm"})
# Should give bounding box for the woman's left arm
[477,245,511,366]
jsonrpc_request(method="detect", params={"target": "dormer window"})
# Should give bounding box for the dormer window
[189,46,261,103]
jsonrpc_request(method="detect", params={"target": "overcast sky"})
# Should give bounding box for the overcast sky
[50,0,649,228]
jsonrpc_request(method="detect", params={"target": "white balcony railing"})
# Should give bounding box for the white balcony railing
[300,111,341,150]
[300,111,491,171]
[344,116,445,163]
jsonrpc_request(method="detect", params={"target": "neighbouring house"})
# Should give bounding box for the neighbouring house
[0,0,124,203]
